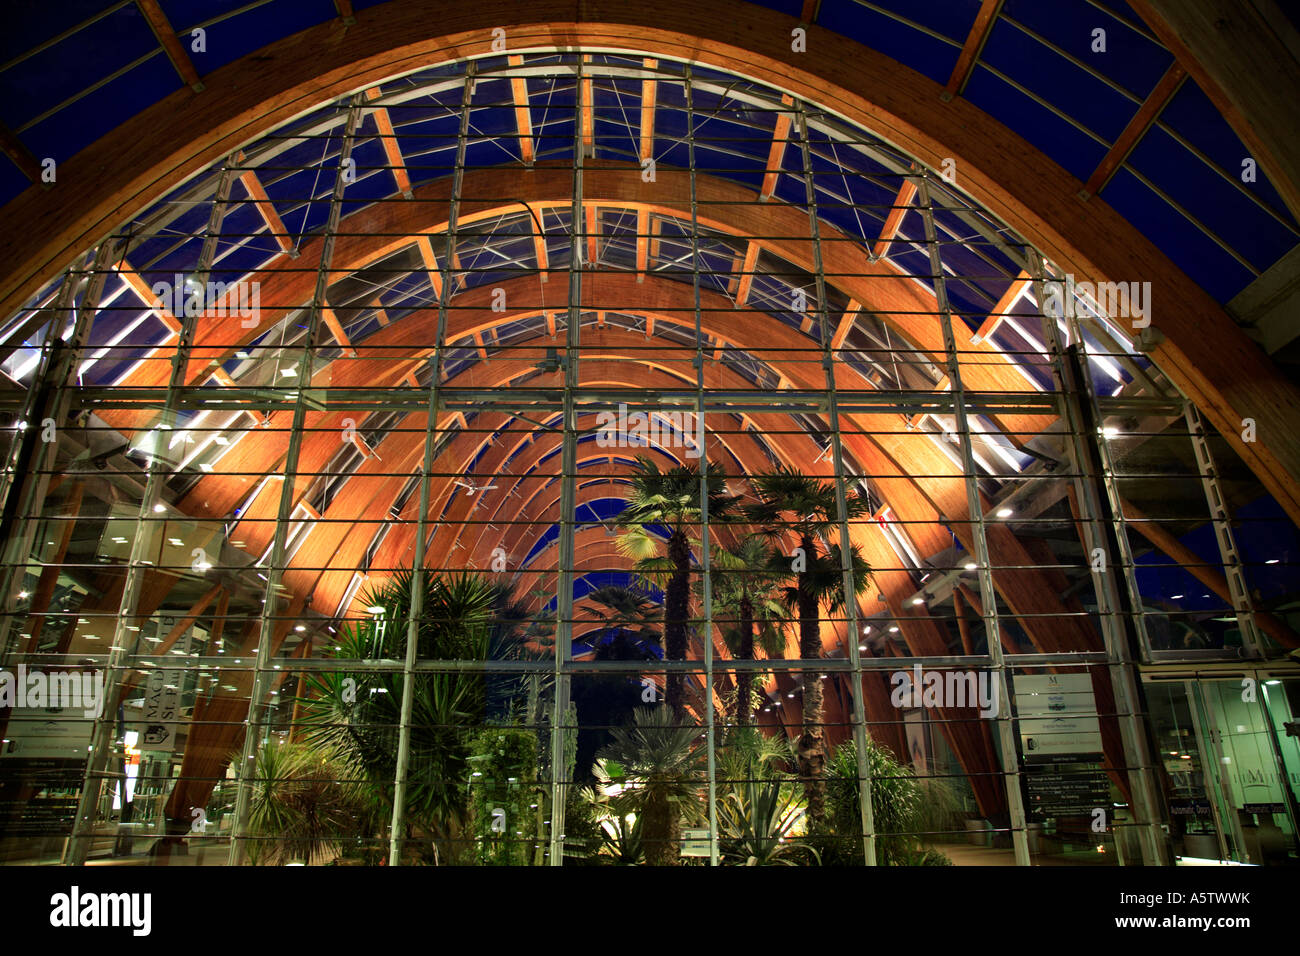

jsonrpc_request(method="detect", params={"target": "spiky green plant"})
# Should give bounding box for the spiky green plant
[243,739,379,866]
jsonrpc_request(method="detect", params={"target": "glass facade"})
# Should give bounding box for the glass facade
[0,52,1295,867]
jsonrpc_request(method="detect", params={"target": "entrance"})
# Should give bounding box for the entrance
[1143,669,1300,865]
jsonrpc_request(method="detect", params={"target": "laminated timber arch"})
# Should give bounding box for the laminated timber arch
[1,0,1297,526]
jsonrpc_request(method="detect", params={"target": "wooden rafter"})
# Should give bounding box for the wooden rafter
[872,179,917,259]
[0,121,43,183]
[8,2,1300,527]
[635,208,649,282]
[530,207,549,282]
[115,258,181,334]
[945,0,1003,98]
[581,54,594,155]
[733,241,760,306]
[506,55,535,165]
[760,94,795,201]
[1129,0,1300,225]
[415,235,444,300]
[136,0,203,91]
[971,269,1031,344]
[364,87,414,198]
[238,165,295,256]
[639,58,658,162]
[1081,62,1186,199]
[831,298,861,349]
[585,202,598,266]
[320,306,356,356]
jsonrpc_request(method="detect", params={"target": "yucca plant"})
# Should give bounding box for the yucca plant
[716,776,819,866]
[242,739,378,866]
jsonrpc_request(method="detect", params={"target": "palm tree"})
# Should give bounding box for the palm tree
[595,706,707,865]
[616,457,738,720]
[745,466,871,823]
[296,569,526,862]
[710,535,787,725]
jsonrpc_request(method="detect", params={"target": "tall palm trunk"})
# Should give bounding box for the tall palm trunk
[796,534,826,822]
[736,593,754,726]
[664,530,691,719]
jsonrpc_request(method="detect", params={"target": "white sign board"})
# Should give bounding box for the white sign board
[1014,673,1102,762]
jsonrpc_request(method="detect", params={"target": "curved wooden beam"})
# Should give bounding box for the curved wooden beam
[1,0,1293,522]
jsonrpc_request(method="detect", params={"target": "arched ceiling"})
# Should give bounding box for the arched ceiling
[2,1,1298,656]
[0,0,1297,528]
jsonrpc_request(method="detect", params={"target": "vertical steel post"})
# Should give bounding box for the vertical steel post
[917,175,1031,866]
[547,56,585,866]
[793,101,877,865]
[683,68,720,867]
[387,68,475,866]
[1028,251,1170,865]
[0,256,98,658]
[227,101,362,866]
[1183,403,1264,658]
[66,159,238,865]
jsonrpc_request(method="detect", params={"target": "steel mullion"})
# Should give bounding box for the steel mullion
[65,162,236,864]
[684,67,721,868]
[0,260,94,658]
[547,55,584,867]
[917,174,1032,867]
[1028,249,1170,866]
[226,100,362,866]
[387,67,475,866]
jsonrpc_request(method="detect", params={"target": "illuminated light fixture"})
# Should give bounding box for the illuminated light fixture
[786,692,795,698]
[996,507,1013,518]
[294,625,306,632]
[858,644,867,652]
[367,605,385,614]
[912,597,924,606]
[17,591,27,599]
[153,503,166,513]
[888,626,899,633]
[862,625,872,635]
[169,538,183,546]
[964,562,977,571]
[1265,679,1281,686]
[819,674,828,680]
[1266,559,1279,565]
[1101,426,1120,438]
[214,436,229,445]
[1171,594,1184,600]
[199,463,213,472]
[280,367,298,377]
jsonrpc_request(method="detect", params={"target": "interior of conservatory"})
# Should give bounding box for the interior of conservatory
[0,0,1297,868]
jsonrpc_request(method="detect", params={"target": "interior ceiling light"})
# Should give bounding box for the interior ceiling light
[996,507,1013,518]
